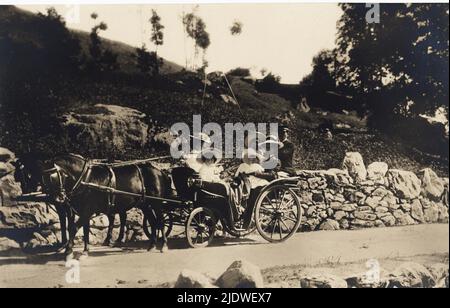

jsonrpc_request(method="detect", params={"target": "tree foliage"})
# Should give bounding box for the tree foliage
[88,13,119,73]
[335,3,449,124]
[230,20,243,36]
[135,44,161,75]
[182,11,211,69]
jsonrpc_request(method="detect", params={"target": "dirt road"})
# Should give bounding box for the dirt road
[0,224,448,288]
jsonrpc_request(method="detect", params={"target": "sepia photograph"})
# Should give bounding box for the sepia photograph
[0,0,448,291]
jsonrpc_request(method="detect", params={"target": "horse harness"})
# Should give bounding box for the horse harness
[45,158,149,212]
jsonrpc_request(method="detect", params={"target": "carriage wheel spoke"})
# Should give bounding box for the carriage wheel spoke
[269,219,277,238]
[278,191,288,210]
[277,220,283,239]
[280,219,292,233]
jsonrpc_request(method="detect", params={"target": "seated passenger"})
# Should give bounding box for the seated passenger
[235,149,271,189]
[197,149,224,183]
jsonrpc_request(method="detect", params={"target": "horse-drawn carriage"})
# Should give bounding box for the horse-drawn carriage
[84,164,303,249]
[15,154,303,253]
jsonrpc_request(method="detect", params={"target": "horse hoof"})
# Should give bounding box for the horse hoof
[102,241,111,247]
[147,245,155,252]
[79,252,89,261]
[113,241,123,248]
[160,245,168,253]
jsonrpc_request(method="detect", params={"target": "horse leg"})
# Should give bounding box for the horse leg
[145,207,157,252]
[103,213,115,246]
[79,222,90,260]
[56,205,68,247]
[114,211,127,247]
[156,207,168,253]
[65,214,82,261]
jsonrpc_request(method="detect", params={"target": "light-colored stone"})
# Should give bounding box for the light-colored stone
[334,211,347,221]
[367,162,388,182]
[342,152,367,182]
[426,263,449,284]
[410,199,425,223]
[423,203,440,223]
[0,147,15,162]
[300,273,348,288]
[418,168,445,200]
[0,162,15,176]
[351,219,376,228]
[437,204,449,223]
[354,211,377,221]
[174,270,217,288]
[325,169,354,186]
[217,260,264,288]
[386,169,421,200]
[0,174,22,204]
[380,214,396,227]
[319,219,340,231]
[387,262,436,288]
[0,237,21,252]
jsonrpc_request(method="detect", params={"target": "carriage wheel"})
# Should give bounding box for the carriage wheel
[186,207,216,248]
[143,212,173,240]
[255,185,302,243]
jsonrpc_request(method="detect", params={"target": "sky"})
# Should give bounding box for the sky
[19,3,342,83]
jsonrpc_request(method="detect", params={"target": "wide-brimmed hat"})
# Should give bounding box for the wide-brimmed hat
[191,132,212,144]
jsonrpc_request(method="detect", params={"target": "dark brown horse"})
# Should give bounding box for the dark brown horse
[47,154,173,259]
[14,156,130,249]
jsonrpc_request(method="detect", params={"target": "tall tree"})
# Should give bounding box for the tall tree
[182,11,210,70]
[88,13,118,73]
[150,9,164,74]
[335,3,449,127]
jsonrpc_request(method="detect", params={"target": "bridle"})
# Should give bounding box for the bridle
[41,154,92,204]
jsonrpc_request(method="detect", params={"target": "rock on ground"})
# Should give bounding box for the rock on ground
[300,273,348,288]
[174,270,217,288]
[367,162,388,183]
[386,169,422,200]
[216,260,264,288]
[0,236,21,252]
[387,262,436,288]
[418,168,445,200]
[342,152,367,182]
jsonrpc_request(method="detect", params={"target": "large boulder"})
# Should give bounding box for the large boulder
[0,174,22,205]
[426,263,449,288]
[386,170,421,200]
[418,168,445,201]
[366,162,388,183]
[217,260,264,288]
[300,273,348,288]
[342,152,367,182]
[387,262,435,288]
[0,203,58,230]
[174,270,217,288]
[60,104,149,152]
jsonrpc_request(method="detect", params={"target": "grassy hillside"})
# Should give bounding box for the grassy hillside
[0,6,183,75]
[0,5,447,176]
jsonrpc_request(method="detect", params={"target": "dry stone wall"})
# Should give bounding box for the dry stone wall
[0,146,448,252]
